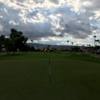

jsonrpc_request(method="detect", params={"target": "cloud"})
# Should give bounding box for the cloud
[0,0,99,44]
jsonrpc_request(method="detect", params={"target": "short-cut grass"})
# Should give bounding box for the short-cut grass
[0,52,100,100]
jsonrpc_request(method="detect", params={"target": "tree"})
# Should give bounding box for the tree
[0,35,5,51]
[4,38,12,52]
[71,42,74,46]
[67,40,69,45]
[95,39,100,46]
[9,28,28,52]
[93,35,96,46]
[93,35,100,47]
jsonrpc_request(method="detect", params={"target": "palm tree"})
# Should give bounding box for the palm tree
[93,35,96,47]
[71,42,74,46]
[95,39,100,46]
[67,40,69,45]
[93,35,100,46]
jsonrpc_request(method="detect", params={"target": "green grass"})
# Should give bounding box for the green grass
[0,52,100,100]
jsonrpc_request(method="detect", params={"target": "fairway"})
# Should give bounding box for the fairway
[0,52,100,100]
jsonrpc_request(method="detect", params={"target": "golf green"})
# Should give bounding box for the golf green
[0,52,100,100]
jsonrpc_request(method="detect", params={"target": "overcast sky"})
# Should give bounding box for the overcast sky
[0,0,100,45]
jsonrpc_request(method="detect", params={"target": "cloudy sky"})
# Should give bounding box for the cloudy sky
[0,0,100,45]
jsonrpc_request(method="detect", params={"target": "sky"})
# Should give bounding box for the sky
[0,0,100,45]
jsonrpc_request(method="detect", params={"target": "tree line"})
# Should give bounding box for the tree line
[0,28,100,53]
[0,28,33,52]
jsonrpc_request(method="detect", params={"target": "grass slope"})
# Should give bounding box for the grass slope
[0,52,100,100]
